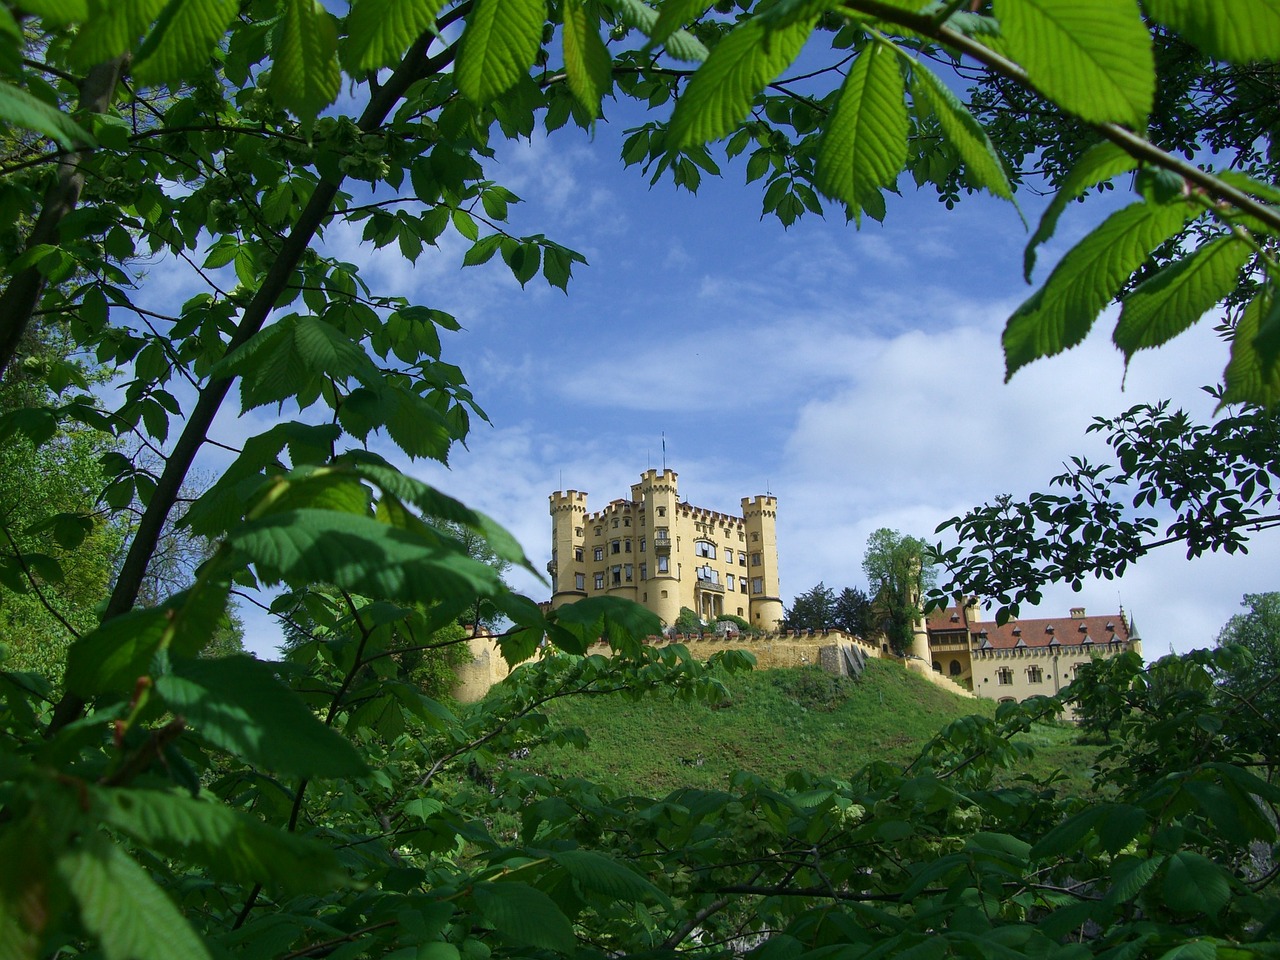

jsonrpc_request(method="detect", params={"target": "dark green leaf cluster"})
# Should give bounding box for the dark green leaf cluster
[932,400,1280,623]
[1,1,1278,958]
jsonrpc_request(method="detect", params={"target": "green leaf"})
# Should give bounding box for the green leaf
[1114,235,1251,357]
[456,0,546,104]
[814,42,907,209]
[134,0,239,85]
[1024,141,1136,280]
[472,882,576,952]
[1104,854,1164,906]
[551,596,662,653]
[64,579,232,698]
[552,849,673,909]
[343,0,448,71]
[155,655,368,777]
[268,0,341,122]
[1255,286,1280,369]
[667,16,813,149]
[1222,289,1280,408]
[97,788,349,893]
[0,79,95,149]
[227,508,505,603]
[1144,0,1280,62]
[605,0,707,60]
[1162,851,1231,915]
[909,59,1013,202]
[562,0,612,117]
[67,0,167,68]
[995,0,1153,126]
[15,0,89,25]
[1003,200,1193,379]
[59,833,211,960]
[649,0,706,46]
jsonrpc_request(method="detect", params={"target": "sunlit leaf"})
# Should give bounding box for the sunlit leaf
[1114,235,1252,357]
[995,0,1153,126]
[1144,0,1280,62]
[814,42,907,209]
[1004,200,1193,378]
[343,0,448,71]
[667,15,813,149]
[456,0,546,104]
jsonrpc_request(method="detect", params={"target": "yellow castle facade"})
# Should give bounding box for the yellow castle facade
[548,469,785,631]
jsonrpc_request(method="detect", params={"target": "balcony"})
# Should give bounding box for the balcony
[696,578,724,594]
[652,537,671,554]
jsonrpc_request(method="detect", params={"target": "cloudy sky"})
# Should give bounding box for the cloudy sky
[161,85,1274,658]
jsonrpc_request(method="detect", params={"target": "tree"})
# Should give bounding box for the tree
[863,528,936,655]
[1216,591,1280,753]
[932,397,1280,624]
[2,2,1279,959]
[784,581,836,630]
[834,585,873,636]
[674,606,704,633]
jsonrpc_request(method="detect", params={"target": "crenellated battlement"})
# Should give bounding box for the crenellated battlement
[549,490,588,514]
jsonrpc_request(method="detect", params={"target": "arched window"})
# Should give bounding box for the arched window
[932,661,942,673]
[949,660,962,676]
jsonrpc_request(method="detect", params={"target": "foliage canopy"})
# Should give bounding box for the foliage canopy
[0,1,1278,959]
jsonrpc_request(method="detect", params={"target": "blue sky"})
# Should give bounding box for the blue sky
[139,76,1276,658]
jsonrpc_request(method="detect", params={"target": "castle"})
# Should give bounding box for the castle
[914,600,1142,713]
[538,468,1143,714]
[548,469,785,631]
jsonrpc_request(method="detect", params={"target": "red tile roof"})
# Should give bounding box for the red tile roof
[928,605,1130,650]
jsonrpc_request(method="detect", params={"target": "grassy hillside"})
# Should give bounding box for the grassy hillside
[517,659,1099,795]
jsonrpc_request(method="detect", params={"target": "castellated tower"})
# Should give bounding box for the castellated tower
[548,489,587,606]
[634,468,681,628]
[549,469,782,633]
[741,494,784,631]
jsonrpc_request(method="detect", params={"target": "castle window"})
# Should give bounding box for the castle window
[996,667,1013,685]
[625,540,632,552]
[740,576,747,592]
[594,573,604,590]
[725,548,734,564]
[661,590,668,598]
[739,555,746,567]
[624,518,631,527]
[737,607,744,616]
[575,527,583,537]
[640,563,647,580]
[655,528,668,541]
[574,548,583,562]
[640,537,646,552]
[751,577,763,595]
[751,552,762,566]
[752,532,759,541]
[696,565,719,584]
[933,661,942,673]
[658,556,669,573]
[594,547,604,562]
[657,506,666,517]
[611,539,620,554]
[625,564,633,582]
[1028,665,1043,684]
[727,576,735,591]
[612,518,619,528]
[949,660,962,677]
[695,540,716,559]
[575,573,585,591]
[594,526,602,536]
[612,566,622,586]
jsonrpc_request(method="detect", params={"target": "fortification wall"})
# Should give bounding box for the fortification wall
[451,634,514,703]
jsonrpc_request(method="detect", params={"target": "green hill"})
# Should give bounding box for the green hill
[517,659,1098,795]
